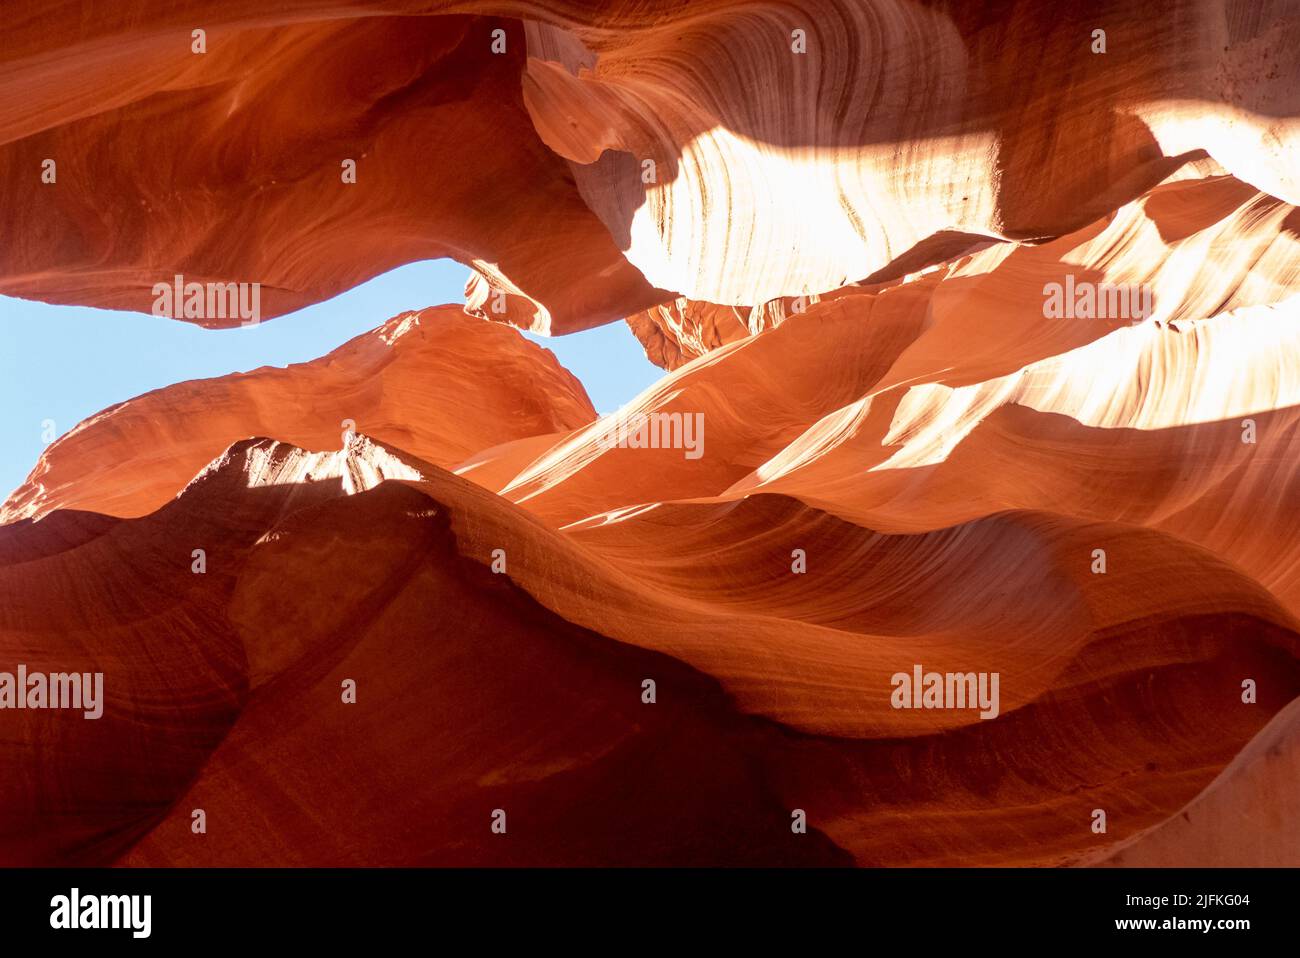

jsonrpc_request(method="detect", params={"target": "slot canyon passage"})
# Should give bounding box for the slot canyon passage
[1,0,1299,868]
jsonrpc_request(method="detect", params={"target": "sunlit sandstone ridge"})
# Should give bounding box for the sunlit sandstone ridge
[1,308,594,522]
[2,0,1300,867]
[625,168,1300,367]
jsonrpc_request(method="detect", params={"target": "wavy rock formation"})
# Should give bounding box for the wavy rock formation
[0,8,669,333]
[2,306,594,521]
[6,274,1300,864]
[523,0,1300,306]
[3,0,1299,868]
[626,168,1300,367]
[4,0,1299,332]
[4,433,1296,866]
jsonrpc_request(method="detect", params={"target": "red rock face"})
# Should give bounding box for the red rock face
[2,1,1300,867]
[1,306,595,522]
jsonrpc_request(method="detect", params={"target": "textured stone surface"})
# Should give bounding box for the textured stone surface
[2,0,1299,867]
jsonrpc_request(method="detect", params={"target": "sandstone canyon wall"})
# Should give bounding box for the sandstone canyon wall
[1,0,1298,867]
